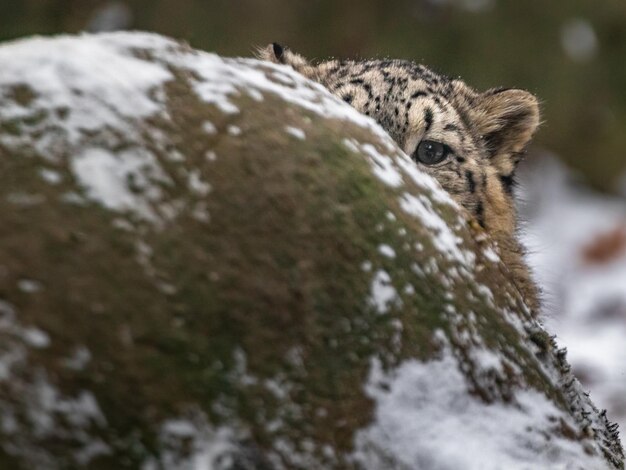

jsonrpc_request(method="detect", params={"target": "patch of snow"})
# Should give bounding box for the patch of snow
[143,413,238,470]
[399,192,474,266]
[232,348,258,387]
[482,246,500,263]
[71,147,169,221]
[227,125,241,136]
[246,88,264,101]
[368,270,399,314]
[5,372,112,465]
[202,121,217,135]
[476,284,495,306]
[284,126,306,140]
[396,153,457,206]
[187,170,211,196]
[360,143,404,188]
[353,351,608,470]
[378,244,396,259]
[39,168,62,185]
[0,300,50,352]
[21,328,50,349]
[61,192,86,205]
[270,436,328,469]
[166,149,185,163]
[264,377,291,400]
[470,347,505,374]
[43,389,106,429]
[342,138,359,154]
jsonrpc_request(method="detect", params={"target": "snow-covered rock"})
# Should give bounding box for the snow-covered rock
[0,32,622,469]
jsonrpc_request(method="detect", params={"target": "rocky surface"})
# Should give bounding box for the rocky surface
[0,32,622,469]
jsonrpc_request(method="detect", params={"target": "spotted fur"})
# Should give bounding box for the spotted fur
[258,43,541,311]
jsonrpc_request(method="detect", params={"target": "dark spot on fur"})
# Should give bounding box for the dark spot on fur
[272,43,284,61]
[343,94,353,104]
[465,170,476,194]
[500,174,515,195]
[456,155,466,163]
[475,202,485,227]
[444,124,459,132]
[362,83,374,100]
[411,91,427,99]
[424,108,434,132]
[511,151,525,167]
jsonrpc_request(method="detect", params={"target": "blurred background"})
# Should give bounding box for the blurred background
[1,0,625,434]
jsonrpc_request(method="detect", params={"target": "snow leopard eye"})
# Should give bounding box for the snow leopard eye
[414,140,450,165]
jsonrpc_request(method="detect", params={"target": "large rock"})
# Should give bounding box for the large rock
[0,32,622,469]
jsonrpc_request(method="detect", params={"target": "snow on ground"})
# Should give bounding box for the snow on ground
[518,153,626,432]
[353,346,607,470]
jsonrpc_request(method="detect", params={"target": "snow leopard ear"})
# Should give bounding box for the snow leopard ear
[256,43,318,80]
[472,88,540,180]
